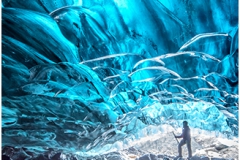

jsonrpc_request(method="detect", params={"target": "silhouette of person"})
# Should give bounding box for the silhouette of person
[175,121,192,159]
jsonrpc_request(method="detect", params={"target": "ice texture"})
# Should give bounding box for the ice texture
[2,0,238,159]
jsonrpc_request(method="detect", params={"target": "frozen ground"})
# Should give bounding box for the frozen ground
[100,131,238,160]
[65,128,238,160]
[131,131,238,160]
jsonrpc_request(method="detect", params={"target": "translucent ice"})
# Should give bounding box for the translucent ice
[2,0,238,159]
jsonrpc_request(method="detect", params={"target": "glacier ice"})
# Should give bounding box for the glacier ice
[2,0,238,159]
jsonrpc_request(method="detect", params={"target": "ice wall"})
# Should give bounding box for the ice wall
[2,0,238,159]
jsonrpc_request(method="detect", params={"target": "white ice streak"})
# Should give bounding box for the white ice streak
[131,77,156,83]
[110,81,127,98]
[133,57,165,69]
[170,84,188,93]
[163,51,221,62]
[80,53,137,64]
[179,33,229,50]
[129,66,181,78]
[104,75,121,80]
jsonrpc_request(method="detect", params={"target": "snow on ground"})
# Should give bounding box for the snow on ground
[118,129,238,160]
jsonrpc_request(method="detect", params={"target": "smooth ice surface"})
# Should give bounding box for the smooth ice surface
[2,0,238,159]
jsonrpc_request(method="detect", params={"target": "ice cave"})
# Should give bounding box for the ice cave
[1,0,238,159]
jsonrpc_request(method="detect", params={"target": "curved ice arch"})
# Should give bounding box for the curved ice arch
[93,67,126,80]
[81,53,143,71]
[159,77,217,93]
[93,67,130,91]
[50,6,151,59]
[147,52,221,78]
[2,0,82,13]
[133,57,165,70]
[129,66,180,82]
[179,33,230,60]
[48,0,211,59]
[2,8,79,63]
[110,81,131,98]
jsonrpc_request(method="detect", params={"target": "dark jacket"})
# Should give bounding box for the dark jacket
[176,126,191,140]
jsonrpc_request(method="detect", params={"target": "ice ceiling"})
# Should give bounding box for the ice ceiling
[2,0,238,159]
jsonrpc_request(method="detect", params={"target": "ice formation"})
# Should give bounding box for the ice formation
[2,0,238,159]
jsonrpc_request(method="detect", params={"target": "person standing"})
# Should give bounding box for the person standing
[175,121,192,159]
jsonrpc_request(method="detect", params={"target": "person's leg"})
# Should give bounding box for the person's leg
[178,139,186,157]
[186,139,192,158]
